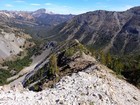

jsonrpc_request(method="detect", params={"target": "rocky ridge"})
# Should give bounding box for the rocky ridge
[0,9,74,38]
[0,53,140,105]
[47,6,140,54]
[0,40,140,105]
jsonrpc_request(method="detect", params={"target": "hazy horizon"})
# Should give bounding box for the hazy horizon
[0,0,140,14]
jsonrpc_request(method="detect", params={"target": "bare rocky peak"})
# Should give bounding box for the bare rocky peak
[33,8,46,14]
[32,8,53,15]
[31,9,54,18]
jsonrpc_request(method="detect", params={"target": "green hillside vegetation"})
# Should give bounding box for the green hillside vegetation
[3,39,42,74]
[87,46,140,88]
[24,41,89,91]
[3,48,33,73]
[65,43,89,57]
[0,41,43,85]
[24,54,59,91]
[48,54,59,76]
[21,41,140,91]
[0,69,12,85]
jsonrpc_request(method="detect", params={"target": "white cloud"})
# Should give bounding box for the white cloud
[14,0,25,3]
[5,4,13,7]
[30,3,41,6]
[45,3,52,6]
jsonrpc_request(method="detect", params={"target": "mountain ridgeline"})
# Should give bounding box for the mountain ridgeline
[0,9,74,38]
[47,6,140,55]
[1,7,140,105]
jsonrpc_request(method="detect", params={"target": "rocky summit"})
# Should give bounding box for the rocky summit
[0,48,140,105]
[0,39,140,105]
[0,61,140,105]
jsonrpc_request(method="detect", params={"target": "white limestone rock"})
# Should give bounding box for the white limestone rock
[0,64,140,105]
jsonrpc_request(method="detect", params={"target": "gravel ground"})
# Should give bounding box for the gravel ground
[0,64,140,105]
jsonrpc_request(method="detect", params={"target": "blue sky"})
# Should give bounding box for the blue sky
[0,0,140,14]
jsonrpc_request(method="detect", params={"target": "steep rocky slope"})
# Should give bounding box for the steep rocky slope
[0,40,139,105]
[0,25,34,85]
[47,6,140,55]
[0,27,32,62]
[0,53,140,105]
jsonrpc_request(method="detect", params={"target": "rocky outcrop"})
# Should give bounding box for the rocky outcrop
[0,62,140,105]
[1,40,140,105]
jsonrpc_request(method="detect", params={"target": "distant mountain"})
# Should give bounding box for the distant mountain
[47,6,140,55]
[0,9,75,38]
[32,8,54,16]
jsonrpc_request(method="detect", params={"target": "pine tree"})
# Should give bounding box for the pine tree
[100,51,106,65]
[49,54,59,76]
[114,60,124,75]
[106,53,112,68]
